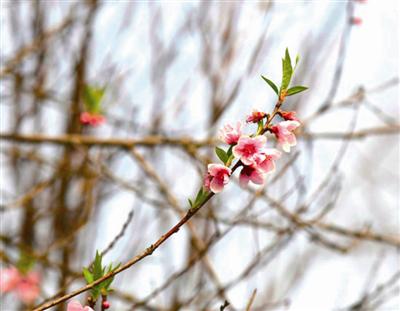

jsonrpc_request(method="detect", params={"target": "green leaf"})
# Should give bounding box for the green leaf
[286,86,308,96]
[188,198,193,207]
[83,85,106,113]
[215,147,229,164]
[91,286,101,300]
[93,251,103,281]
[261,76,279,95]
[83,268,93,284]
[293,54,300,71]
[280,48,293,92]
[194,188,203,204]
[16,251,35,275]
[226,145,233,157]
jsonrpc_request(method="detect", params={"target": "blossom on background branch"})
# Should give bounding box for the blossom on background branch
[80,85,107,126]
[0,252,41,305]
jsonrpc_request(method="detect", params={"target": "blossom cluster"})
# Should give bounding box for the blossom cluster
[203,109,300,193]
[0,266,40,304]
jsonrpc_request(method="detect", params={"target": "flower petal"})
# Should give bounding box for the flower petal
[250,169,265,184]
[67,300,84,311]
[210,178,224,193]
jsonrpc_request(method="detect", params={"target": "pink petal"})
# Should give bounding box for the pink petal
[208,164,231,177]
[0,267,21,293]
[283,120,300,131]
[210,178,224,193]
[286,133,297,145]
[239,170,251,188]
[16,281,40,304]
[264,148,282,160]
[281,141,291,153]
[250,169,265,184]
[259,159,275,173]
[26,271,40,284]
[67,300,85,311]
[253,135,267,147]
[83,307,95,311]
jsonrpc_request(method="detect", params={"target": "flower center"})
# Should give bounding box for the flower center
[243,143,257,156]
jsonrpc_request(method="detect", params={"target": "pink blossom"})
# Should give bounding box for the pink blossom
[246,109,267,123]
[204,164,231,193]
[0,267,40,304]
[0,267,20,293]
[255,148,282,173]
[271,121,300,153]
[239,165,265,187]
[279,111,300,122]
[67,300,94,311]
[15,271,40,304]
[232,135,267,166]
[219,122,242,145]
[80,112,105,126]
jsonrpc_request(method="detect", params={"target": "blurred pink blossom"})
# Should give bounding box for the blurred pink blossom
[0,267,20,293]
[0,267,40,304]
[80,112,106,126]
[350,17,363,25]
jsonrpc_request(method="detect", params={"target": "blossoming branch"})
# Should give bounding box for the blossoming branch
[31,48,308,311]
[191,48,307,208]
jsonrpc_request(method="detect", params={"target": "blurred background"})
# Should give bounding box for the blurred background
[0,0,399,310]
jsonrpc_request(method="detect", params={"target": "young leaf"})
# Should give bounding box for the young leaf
[83,85,106,113]
[295,54,300,68]
[286,86,308,96]
[215,147,229,164]
[194,188,204,204]
[93,251,103,281]
[16,251,35,274]
[188,198,193,207]
[261,76,279,95]
[83,268,93,284]
[280,48,293,92]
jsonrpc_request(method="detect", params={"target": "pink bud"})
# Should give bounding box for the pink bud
[102,301,110,309]
[246,109,267,123]
[350,17,362,25]
[279,111,299,122]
